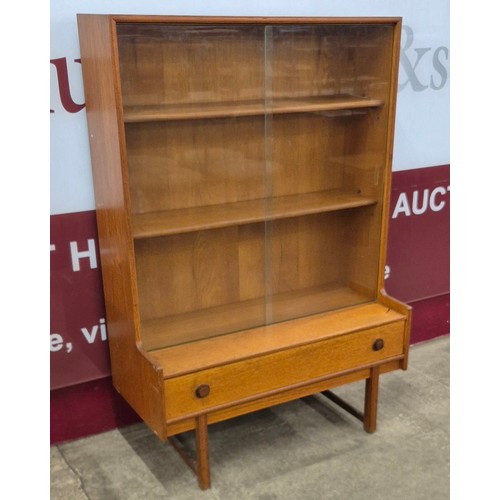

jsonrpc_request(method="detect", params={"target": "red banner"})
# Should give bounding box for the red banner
[50,165,450,390]
[50,211,109,389]
[385,164,450,302]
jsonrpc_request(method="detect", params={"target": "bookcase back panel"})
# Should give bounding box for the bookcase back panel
[125,118,265,214]
[268,112,388,200]
[266,213,346,293]
[266,210,378,324]
[267,24,394,101]
[268,114,344,197]
[117,23,265,107]
[342,102,392,197]
[135,224,265,320]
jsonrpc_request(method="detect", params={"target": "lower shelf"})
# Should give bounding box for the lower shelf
[140,283,373,351]
[147,301,406,378]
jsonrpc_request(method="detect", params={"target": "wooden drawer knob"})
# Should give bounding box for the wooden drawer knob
[195,384,211,399]
[372,338,385,351]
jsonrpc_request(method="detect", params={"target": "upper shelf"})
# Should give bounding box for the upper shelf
[132,189,377,239]
[123,94,383,123]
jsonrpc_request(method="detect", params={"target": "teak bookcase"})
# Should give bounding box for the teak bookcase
[77,15,411,489]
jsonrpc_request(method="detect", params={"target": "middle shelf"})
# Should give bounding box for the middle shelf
[131,189,377,239]
[123,94,383,123]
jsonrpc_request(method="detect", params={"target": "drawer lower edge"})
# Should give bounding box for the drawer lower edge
[165,356,404,435]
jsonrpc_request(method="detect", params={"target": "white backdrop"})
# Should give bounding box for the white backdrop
[50,0,450,215]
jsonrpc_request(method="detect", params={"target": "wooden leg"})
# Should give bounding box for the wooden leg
[363,366,380,433]
[316,366,382,433]
[195,414,211,490]
[169,414,211,490]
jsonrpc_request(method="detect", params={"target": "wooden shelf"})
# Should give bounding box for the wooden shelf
[146,301,406,377]
[132,189,377,239]
[124,94,383,123]
[140,283,374,351]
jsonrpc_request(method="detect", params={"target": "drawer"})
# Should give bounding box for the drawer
[164,320,405,420]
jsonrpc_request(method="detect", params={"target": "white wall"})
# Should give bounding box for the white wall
[50,0,449,215]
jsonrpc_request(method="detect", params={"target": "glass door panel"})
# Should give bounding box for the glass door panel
[117,23,268,348]
[264,23,395,325]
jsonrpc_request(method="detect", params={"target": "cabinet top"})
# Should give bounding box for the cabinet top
[76,14,402,26]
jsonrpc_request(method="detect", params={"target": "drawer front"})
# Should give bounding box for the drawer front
[164,320,405,420]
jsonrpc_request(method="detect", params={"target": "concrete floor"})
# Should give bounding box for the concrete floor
[51,335,449,500]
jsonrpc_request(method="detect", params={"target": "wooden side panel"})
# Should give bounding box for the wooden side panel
[372,24,408,372]
[377,19,403,289]
[77,14,166,439]
[379,289,412,370]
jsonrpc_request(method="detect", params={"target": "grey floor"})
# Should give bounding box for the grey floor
[51,335,449,500]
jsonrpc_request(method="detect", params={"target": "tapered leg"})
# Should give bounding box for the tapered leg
[195,414,211,489]
[363,366,380,433]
